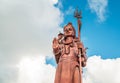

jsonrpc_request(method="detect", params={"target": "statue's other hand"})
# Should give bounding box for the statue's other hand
[52,38,59,49]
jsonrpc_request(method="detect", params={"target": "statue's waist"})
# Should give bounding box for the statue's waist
[59,56,78,62]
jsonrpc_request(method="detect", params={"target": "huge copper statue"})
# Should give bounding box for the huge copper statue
[52,9,87,83]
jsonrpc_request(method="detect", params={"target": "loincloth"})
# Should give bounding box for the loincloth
[55,56,80,83]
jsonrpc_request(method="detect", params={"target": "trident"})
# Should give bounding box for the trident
[74,8,82,83]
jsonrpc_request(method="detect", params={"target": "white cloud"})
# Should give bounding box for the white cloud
[0,0,63,62]
[51,0,58,4]
[83,56,120,83]
[65,6,75,15]
[87,0,108,22]
[0,0,62,82]
[17,55,120,83]
[57,1,63,9]
[17,56,55,83]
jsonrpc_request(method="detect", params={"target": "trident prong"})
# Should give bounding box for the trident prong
[74,8,82,19]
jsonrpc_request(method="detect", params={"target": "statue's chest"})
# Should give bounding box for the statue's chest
[61,44,77,56]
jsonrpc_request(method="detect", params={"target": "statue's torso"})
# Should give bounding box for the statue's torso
[60,41,78,59]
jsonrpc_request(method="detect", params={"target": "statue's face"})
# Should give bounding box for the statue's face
[64,24,75,37]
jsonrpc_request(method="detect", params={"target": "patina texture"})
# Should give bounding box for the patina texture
[52,23,87,83]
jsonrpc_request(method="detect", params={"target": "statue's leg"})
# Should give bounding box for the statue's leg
[73,67,80,83]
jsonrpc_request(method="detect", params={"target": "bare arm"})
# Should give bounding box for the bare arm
[52,38,61,63]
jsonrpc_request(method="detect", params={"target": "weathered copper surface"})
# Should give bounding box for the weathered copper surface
[52,8,87,83]
[52,21,87,83]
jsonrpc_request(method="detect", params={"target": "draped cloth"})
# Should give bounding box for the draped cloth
[54,56,80,83]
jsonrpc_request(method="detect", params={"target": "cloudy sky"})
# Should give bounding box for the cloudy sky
[0,0,120,83]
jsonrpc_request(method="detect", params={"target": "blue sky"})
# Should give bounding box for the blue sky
[54,0,120,59]
[0,0,120,83]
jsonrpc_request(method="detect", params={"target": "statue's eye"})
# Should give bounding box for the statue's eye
[64,29,67,32]
[65,29,67,31]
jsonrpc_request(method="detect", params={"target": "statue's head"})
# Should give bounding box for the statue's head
[64,22,76,38]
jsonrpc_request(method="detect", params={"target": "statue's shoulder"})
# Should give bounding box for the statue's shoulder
[73,37,84,49]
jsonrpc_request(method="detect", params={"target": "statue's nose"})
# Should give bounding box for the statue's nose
[66,29,69,32]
